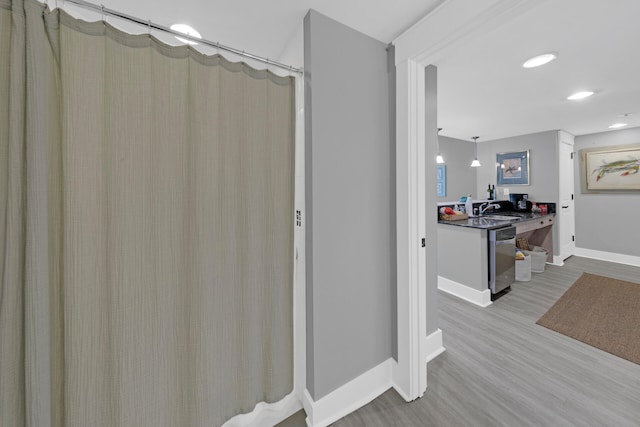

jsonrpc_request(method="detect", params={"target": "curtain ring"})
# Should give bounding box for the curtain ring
[100,4,105,22]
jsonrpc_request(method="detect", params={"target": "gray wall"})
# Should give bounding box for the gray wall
[476,130,559,204]
[437,136,476,201]
[304,10,395,400]
[437,226,488,292]
[476,131,560,255]
[574,127,640,257]
[438,131,560,203]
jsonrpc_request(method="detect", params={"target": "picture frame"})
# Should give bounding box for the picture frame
[580,143,640,193]
[496,150,530,186]
[436,164,446,197]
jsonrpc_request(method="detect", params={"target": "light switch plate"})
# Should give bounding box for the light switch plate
[503,188,509,196]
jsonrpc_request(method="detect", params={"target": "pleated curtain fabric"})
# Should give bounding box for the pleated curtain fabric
[0,1,295,426]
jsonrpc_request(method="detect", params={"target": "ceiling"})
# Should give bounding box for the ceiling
[63,0,640,143]
[67,0,443,60]
[434,0,640,142]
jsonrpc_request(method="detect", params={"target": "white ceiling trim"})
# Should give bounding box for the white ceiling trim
[393,0,548,66]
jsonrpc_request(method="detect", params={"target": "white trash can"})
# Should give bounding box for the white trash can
[515,254,531,282]
[527,246,548,273]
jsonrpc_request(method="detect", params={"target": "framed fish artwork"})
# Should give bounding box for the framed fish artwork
[496,150,530,186]
[580,143,640,192]
[580,144,640,193]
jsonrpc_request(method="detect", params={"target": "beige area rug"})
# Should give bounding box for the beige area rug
[537,272,640,365]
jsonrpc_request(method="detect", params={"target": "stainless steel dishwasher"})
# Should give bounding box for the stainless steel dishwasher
[488,225,516,297]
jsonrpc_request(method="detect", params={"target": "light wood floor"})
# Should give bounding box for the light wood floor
[281,256,640,426]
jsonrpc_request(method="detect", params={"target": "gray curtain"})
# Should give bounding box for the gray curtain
[0,1,295,425]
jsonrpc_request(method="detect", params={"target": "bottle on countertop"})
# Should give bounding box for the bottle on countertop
[465,194,473,217]
[531,202,539,213]
[486,184,495,200]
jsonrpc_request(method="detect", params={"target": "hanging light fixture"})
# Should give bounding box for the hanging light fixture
[470,136,481,167]
[436,127,445,164]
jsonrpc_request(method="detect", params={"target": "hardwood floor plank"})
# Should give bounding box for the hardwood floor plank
[329,256,640,427]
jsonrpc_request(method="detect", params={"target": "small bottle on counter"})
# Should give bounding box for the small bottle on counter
[531,202,539,213]
[465,195,473,217]
[486,184,496,200]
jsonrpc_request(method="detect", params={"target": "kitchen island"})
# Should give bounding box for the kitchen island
[437,208,555,306]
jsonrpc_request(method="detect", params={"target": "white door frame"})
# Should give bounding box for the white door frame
[392,58,428,399]
[391,0,549,400]
[557,131,576,263]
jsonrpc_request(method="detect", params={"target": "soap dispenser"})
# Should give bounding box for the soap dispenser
[465,195,473,217]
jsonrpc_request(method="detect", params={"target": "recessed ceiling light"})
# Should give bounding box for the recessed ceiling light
[608,123,628,129]
[522,53,557,68]
[567,91,594,101]
[170,24,202,46]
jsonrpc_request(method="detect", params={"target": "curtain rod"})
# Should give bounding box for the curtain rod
[57,0,303,75]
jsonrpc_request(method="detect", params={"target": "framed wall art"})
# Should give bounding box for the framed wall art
[496,150,530,186]
[580,143,640,192]
[436,164,446,197]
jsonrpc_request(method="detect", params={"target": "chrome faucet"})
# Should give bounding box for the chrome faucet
[479,202,501,215]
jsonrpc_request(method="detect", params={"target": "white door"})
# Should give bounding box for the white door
[558,132,576,260]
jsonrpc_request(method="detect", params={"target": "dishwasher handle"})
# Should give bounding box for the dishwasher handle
[489,225,516,242]
[495,237,516,246]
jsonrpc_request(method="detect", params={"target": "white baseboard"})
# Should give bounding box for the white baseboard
[551,255,565,266]
[575,247,640,267]
[391,329,445,402]
[222,391,301,427]
[303,358,393,427]
[424,328,445,363]
[390,379,413,403]
[438,276,492,307]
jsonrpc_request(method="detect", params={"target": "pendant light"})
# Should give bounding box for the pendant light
[436,127,445,164]
[470,136,481,167]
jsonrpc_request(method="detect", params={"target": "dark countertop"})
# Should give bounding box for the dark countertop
[438,211,555,230]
